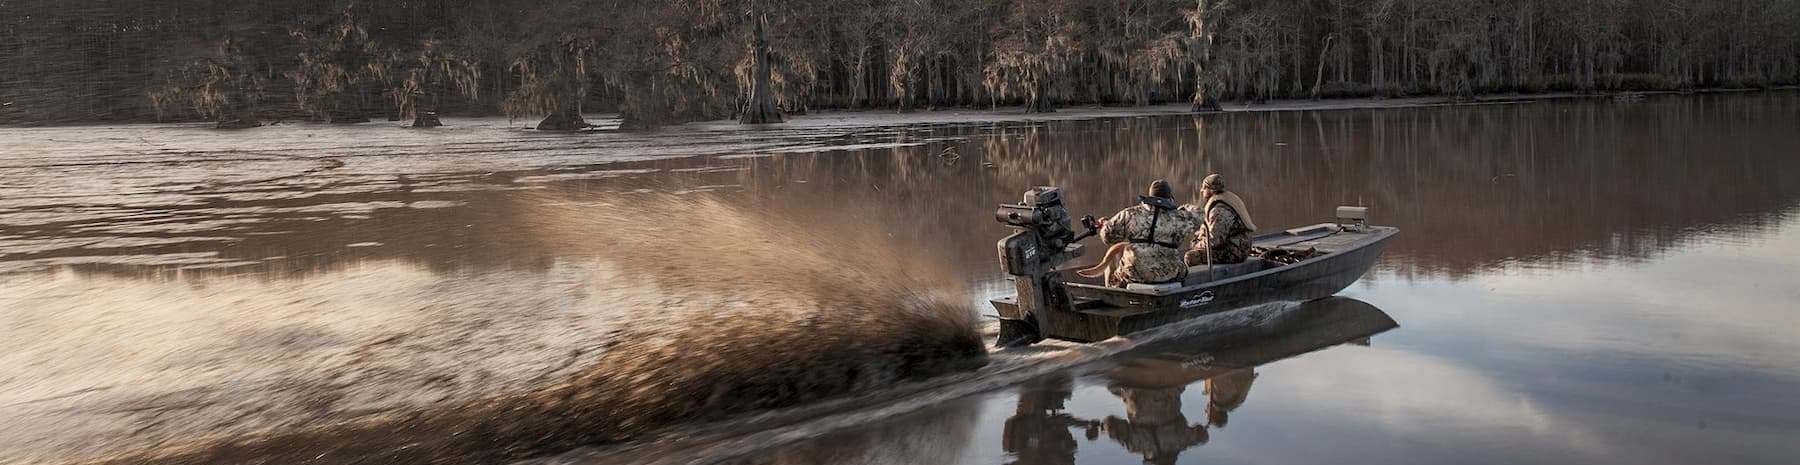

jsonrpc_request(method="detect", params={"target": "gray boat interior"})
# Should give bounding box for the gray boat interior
[1059,223,1358,296]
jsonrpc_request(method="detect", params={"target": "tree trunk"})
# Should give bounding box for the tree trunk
[328,92,369,124]
[1191,86,1220,112]
[1192,14,1221,113]
[739,11,784,124]
[216,86,261,129]
[537,105,587,131]
[1312,35,1334,99]
[894,55,914,112]
[412,68,443,128]
[853,48,869,108]
[1368,33,1385,96]
[1192,58,1221,112]
[788,88,810,115]
[1025,74,1055,113]
[538,78,588,131]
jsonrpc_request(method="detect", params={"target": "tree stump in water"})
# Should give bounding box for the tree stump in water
[536,111,588,131]
[740,99,783,124]
[412,112,443,128]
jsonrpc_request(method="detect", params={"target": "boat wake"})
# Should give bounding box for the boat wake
[9,193,984,465]
[10,189,1321,465]
[524,300,1308,465]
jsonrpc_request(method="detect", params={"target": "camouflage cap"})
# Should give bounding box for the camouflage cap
[1148,179,1173,199]
[1202,173,1227,192]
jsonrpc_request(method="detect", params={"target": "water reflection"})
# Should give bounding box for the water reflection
[710,399,982,465]
[4,93,1799,465]
[726,92,1800,283]
[1200,369,1254,428]
[1100,377,1211,465]
[3,93,1796,282]
[1002,297,1398,465]
[1003,374,1097,465]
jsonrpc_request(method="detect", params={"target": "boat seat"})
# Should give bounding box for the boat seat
[1125,281,1184,294]
[1186,257,1268,283]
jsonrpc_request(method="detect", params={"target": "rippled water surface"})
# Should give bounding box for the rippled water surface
[3,93,1798,465]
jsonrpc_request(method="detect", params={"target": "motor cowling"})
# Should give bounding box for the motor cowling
[994,186,1086,347]
[996,187,1077,275]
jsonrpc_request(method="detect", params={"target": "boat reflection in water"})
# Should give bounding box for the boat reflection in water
[1004,297,1398,465]
[1003,373,1096,465]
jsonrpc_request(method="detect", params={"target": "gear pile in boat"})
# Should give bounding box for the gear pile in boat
[1251,246,1323,266]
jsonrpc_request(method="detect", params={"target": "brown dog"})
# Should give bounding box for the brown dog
[1075,242,1130,279]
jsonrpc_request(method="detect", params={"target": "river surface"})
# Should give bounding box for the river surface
[3,93,1798,465]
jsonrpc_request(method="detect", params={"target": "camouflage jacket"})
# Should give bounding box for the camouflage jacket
[1101,203,1202,285]
[1184,202,1252,265]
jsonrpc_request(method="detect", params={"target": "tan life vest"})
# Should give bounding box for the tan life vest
[1204,191,1257,233]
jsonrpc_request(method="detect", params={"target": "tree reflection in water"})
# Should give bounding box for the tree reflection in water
[1002,297,1397,464]
[7,94,1794,285]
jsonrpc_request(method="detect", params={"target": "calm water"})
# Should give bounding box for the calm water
[3,93,1798,465]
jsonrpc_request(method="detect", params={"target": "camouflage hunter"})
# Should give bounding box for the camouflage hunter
[1186,174,1256,266]
[1100,181,1202,287]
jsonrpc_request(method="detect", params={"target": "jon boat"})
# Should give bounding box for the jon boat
[991,186,1398,347]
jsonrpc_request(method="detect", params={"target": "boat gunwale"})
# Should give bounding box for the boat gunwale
[1060,225,1397,297]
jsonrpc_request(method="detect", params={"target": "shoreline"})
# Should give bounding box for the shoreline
[555,86,1799,132]
[5,87,1792,131]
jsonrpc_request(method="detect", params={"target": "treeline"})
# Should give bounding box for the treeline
[3,0,1798,128]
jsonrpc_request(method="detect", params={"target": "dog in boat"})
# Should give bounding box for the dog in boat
[1076,242,1129,280]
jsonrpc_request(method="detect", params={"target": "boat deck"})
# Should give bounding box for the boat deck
[1256,223,1379,250]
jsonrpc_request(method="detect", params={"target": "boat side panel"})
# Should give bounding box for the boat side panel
[1115,239,1388,334]
[1063,228,1394,308]
[1010,227,1393,343]
[1050,231,1390,339]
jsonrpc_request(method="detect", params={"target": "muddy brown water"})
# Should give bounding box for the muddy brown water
[3,92,1798,465]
